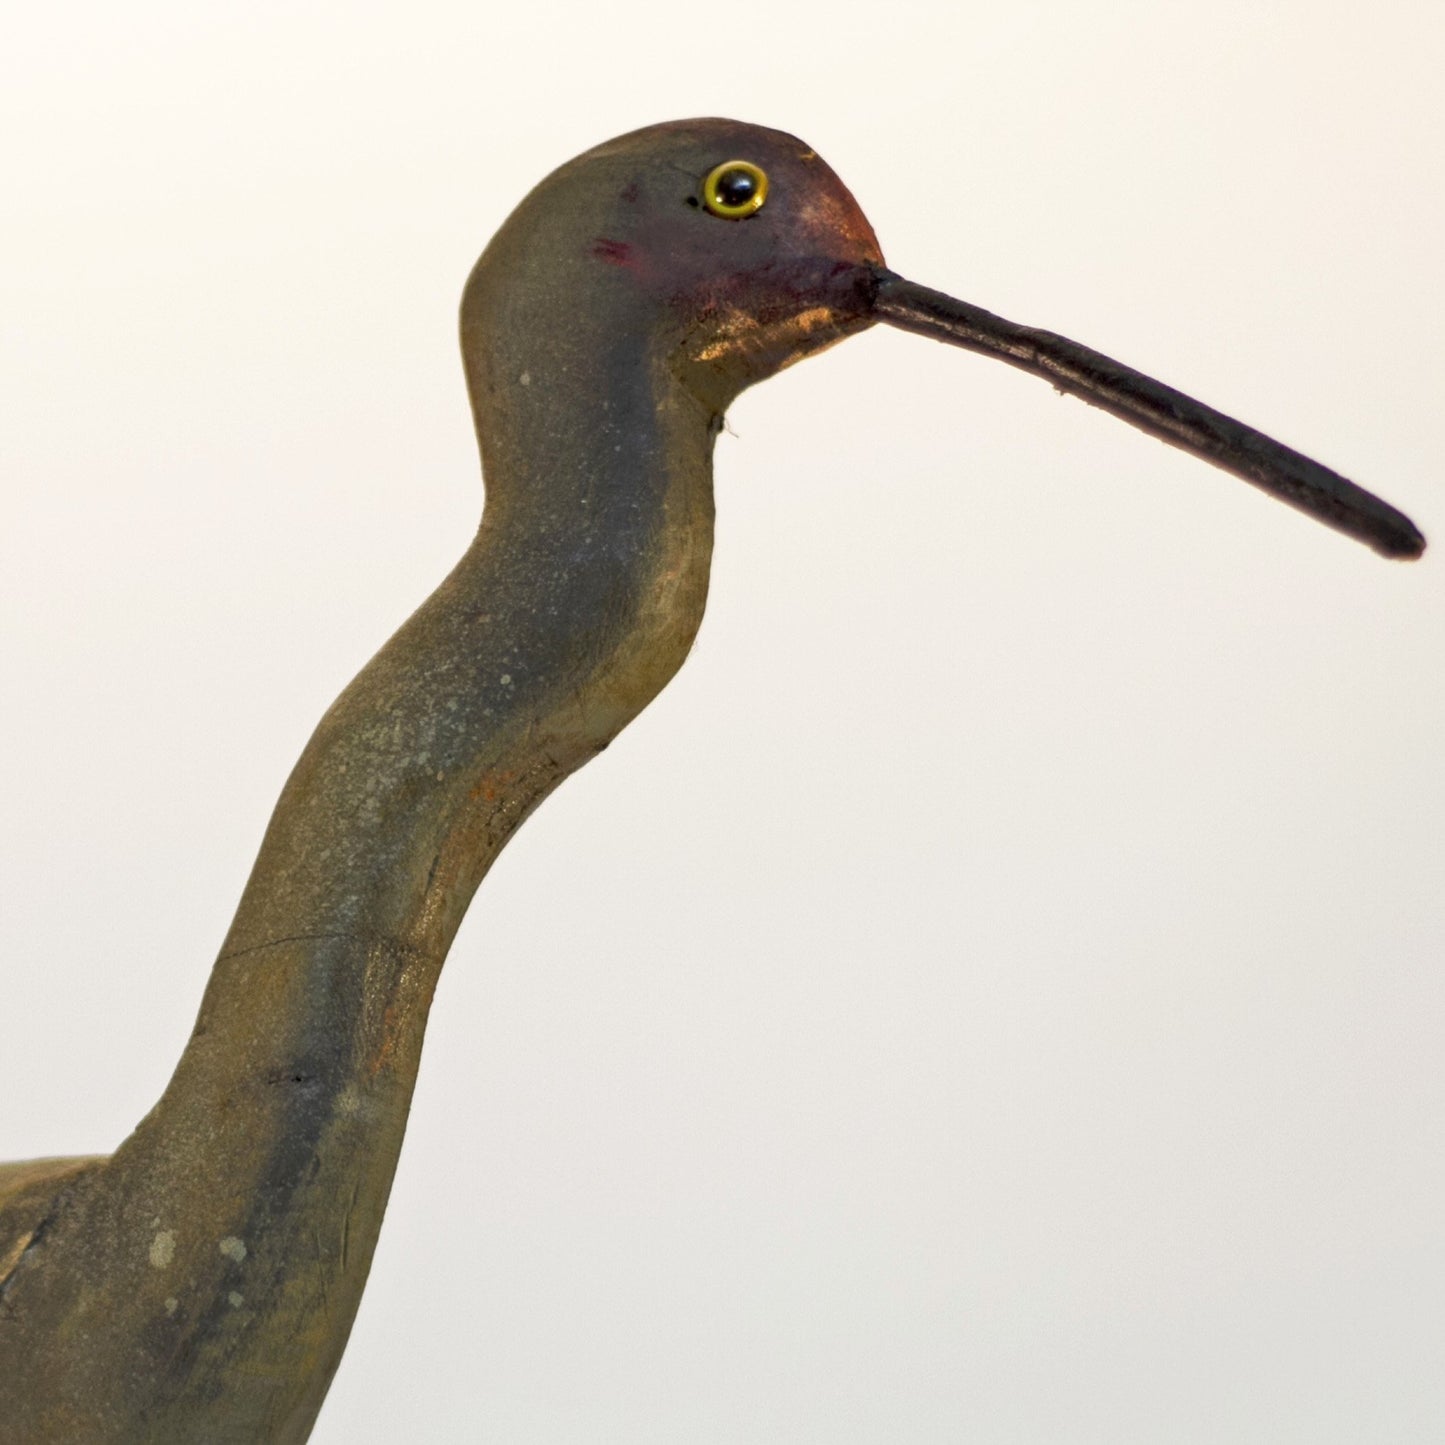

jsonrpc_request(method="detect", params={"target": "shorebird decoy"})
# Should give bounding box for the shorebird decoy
[0,118,1424,1442]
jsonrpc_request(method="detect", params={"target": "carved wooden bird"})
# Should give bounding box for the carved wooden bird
[0,118,1424,1443]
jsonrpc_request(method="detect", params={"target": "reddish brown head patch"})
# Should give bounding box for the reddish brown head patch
[591,237,633,266]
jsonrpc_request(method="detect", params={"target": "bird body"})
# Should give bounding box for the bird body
[0,119,1422,1441]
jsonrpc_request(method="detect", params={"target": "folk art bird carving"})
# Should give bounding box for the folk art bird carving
[0,119,1425,1441]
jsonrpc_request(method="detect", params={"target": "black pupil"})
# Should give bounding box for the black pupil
[715,168,758,208]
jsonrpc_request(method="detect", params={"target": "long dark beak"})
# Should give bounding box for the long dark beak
[871,270,1425,560]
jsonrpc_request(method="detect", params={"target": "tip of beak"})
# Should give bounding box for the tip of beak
[1379,522,1427,561]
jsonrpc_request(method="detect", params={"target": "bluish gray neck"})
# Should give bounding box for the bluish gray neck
[220,329,719,967]
[0,301,721,1440]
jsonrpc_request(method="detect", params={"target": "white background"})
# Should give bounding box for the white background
[3,3,1442,1440]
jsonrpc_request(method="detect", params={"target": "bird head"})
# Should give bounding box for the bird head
[462,118,1423,559]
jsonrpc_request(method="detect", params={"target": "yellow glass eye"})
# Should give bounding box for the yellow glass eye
[701,160,769,219]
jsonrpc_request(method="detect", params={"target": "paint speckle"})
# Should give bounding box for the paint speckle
[149,1231,176,1269]
[590,237,633,266]
[499,674,512,686]
[519,371,531,387]
[228,1291,244,1309]
[218,1236,247,1264]
[164,1297,178,1316]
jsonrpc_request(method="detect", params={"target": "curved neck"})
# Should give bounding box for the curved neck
[222,319,720,972]
[0,303,724,1439]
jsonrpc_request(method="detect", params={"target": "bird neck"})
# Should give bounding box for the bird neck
[3,311,722,1437]
[218,307,721,982]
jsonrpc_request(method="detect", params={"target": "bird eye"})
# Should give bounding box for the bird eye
[701,160,768,219]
